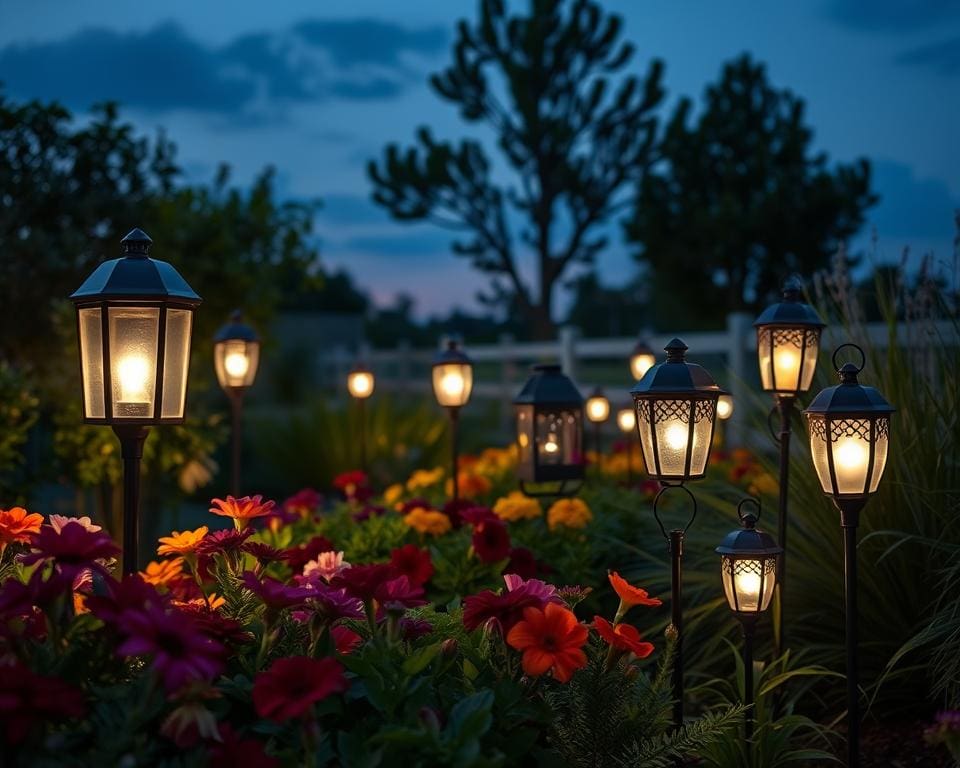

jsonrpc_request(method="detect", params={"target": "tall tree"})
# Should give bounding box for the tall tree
[626,54,876,328]
[368,0,664,339]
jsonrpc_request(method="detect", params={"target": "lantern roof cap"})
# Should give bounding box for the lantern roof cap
[715,511,782,556]
[513,364,583,406]
[754,278,825,329]
[214,310,259,343]
[70,228,201,305]
[433,338,472,366]
[631,338,656,356]
[587,386,607,400]
[350,361,373,374]
[804,349,894,417]
[630,338,727,398]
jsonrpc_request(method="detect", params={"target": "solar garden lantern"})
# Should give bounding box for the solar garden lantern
[514,364,584,498]
[616,407,637,485]
[585,387,610,461]
[754,277,826,656]
[347,363,375,473]
[630,337,725,729]
[71,228,201,575]
[432,339,474,501]
[214,310,260,496]
[804,343,894,768]
[716,498,782,743]
[629,338,657,381]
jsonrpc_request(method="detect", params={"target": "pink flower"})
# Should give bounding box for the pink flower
[48,515,102,533]
[282,536,334,573]
[303,551,350,582]
[463,575,562,633]
[21,521,119,579]
[503,574,561,604]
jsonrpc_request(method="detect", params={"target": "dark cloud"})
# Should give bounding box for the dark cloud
[318,195,388,225]
[896,36,960,75]
[869,159,958,238]
[0,18,446,115]
[825,0,960,31]
[341,232,451,258]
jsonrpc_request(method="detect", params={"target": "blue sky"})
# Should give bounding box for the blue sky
[1,0,958,316]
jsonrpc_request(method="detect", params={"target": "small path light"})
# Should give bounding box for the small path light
[804,344,893,768]
[514,364,584,498]
[585,387,610,462]
[716,498,782,743]
[754,278,825,655]
[629,338,657,381]
[631,338,725,729]
[616,407,637,485]
[717,394,734,421]
[213,310,260,496]
[432,340,473,501]
[347,363,375,473]
[71,228,201,575]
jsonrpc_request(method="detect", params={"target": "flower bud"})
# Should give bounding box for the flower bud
[440,638,459,660]
[418,706,442,733]
[664,623,679,643]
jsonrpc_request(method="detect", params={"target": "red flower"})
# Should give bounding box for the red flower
[332,563,394,604]
[241,571,313,610]
[282,488,321,517]
[0,661,86,744]
[208,723,279,768]
[608,571,662,609]
[331,626,362,655]
[176,603,254,647]
[242,542,285,564]
[115,602,224,693]
[399,497,432,515]
[389,545,434,586]
[375,575,426,610]
[463,587,545,633]
[459,505,498,526]
[399,616,433,640]
[472,519,511,563]
[21,521,119,579]
[506,603,589,682]
[593,616,655,658]
[333,470,370,502]
[505,547,538,579]
[253,656,348,722]
[441,498,475,528]
[282,536,334,573]
[195,527,254,557]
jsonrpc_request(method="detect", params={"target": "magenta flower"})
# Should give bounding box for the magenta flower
[115,601,224,693]
[332,563,395,604]
[292,583,364,624]
[20,521,119,579]
[0,662,86,745]
[503,573,561,604]
[241,571,313,610]
[87,575,167,626]
[376,575,427,610]
[195,527,254,557]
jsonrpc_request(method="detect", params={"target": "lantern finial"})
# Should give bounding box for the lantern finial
[120,228,153,257]
[664,338,688,362]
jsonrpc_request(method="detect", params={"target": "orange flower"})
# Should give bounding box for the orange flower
[0,507,43,551]
[506,603,589,683]
[593,616,655,659]
[141,558,186,586]
[608,571,662,610]
[157,526,209,557]
[445,472,492,500]
[209,495,276,530]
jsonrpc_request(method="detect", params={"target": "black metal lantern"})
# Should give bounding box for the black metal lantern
[804,343,894,768]
[514,364,584,495]
[629,338,657,381]
[754,279,825,397]
[630,338,726,484]
[432,339,473,500]
[70,228,201,575]
[214,310,260,392]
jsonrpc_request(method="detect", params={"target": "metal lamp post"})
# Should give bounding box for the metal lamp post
[347,363,375,473]
[804,344,894,768]
[514,364,584,498]
[432,340,473,501]
[213,311,260,495]
[716,499,782,744]
[585,387,610,462]
[631,338,725,728]
[754,279,825,654]
[616,407,637,485]
[629,338,657,381]
[71,228,201,575]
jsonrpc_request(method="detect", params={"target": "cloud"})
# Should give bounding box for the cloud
[868,159,958,239]
[825,0,960,31]
[896,36,960,75]
[340,231,452,259]
[0,18,446,116]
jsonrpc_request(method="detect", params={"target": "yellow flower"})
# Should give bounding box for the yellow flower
[406,467,445,492]
[141,558,185,586]
[157,526,209,557]
[384,483,405,505]
[547,498,593,531]
[474,446,518,475]
[403,506,452,536]
[493,491,542,522]
[748,472,778,497]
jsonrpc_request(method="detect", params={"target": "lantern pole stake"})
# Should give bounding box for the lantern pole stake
[594,421,602,464]
[229,389,244,496]
[449,406,460,501]
[740,614,758,746]
[840,504,861,768]
[358,396,368,474]
[113,425,149,576]
[774,394,794,657]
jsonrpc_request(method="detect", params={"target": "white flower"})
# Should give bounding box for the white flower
[48,514,102,533]
[303,550,349,582]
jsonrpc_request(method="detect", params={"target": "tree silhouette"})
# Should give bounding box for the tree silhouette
[368,0,664,339]
[626,53,876,328]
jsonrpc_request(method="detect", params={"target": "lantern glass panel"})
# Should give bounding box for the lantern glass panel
[809,415,889,495]
[721,556,777,613]
[215,339,259,390]
[516,405,534,467]
[433,363,473,407]
[758,328,820,393]
[161,309,193,418]
[638,398,715,478]
[108,306,160,419]
[348,370,374,399]
[536,409,579,465]
[630,353,656,381]
[78,307,106,419]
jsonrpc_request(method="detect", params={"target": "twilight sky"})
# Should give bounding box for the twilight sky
[1,0,958,317]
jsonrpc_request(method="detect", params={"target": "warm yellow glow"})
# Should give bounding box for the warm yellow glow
[630,353,656,380]
[586,397,610,422]
[617,409,636,432]
[544,434,560,453]
[735,570,762,607]
[664,422,688,451]
[348,371,374,399]
[717,394,734,420]
[774,348,800,390]
[224,351,250,379]
[117,355,150,403]
[441,371,465,398]
[518,432,529,448]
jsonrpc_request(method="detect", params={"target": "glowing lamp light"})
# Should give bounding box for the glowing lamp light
[617,408,636,433]
[630,338,657,381]
[716,503,782,617]
[754,279,825,397]
[586,388,610,423]
[214,311,260,392]
[432,340,473,409]
[347,365,375,400]
[630,338,725,483]
[717,394,734,420]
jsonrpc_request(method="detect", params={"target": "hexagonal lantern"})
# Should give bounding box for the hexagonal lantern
[214,310,260,393]
[514,364,584,491]
[630,338,657,381]
[716,507,782,617]
[630,338,725,483]
[71,228,201,425]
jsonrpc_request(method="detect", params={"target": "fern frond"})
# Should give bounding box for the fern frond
[618,705,745,768]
